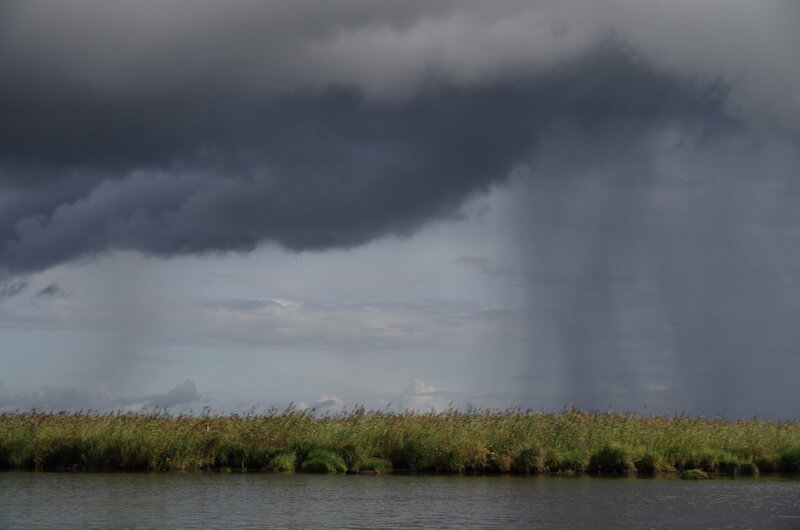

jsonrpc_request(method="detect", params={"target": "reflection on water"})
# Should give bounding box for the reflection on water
[2,472,799,529]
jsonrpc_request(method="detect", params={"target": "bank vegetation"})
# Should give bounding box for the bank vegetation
[2,408,799,477]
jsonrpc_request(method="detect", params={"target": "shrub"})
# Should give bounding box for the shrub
[4,437,31,468]
[779,446,800,472]
[215,441,247,469]
[433,444,488,473]
[269,452,296,472]
[336,444,365,471]
[560,451,588,473]
[386,438,437,471]
[754,455,779,473]
[684,450,718,472]
[300,450,347,474]
[488,452,513,473]
[247,445,281,469]
[634,452,662,474]
[738,462,759,477]
[359,457,393,474]
[717,453,741,475]
[511,447,543,474]
[588,445,632,473]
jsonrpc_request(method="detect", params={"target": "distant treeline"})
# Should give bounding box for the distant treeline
[2,408,799,476]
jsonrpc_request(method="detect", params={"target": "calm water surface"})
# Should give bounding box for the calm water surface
[2,472,799,529]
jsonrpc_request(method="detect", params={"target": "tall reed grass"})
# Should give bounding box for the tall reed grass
[1,408,798,475]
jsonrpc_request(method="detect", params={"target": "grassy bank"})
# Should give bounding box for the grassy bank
[1,408,799,476]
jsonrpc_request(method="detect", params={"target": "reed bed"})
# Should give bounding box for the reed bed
[1,408,798,476]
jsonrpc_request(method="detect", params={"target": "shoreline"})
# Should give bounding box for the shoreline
[4,468,800,481]
[3,409,799,476]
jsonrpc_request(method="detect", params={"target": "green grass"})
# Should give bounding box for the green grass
[0,408,798,476]
[268,451,296,472]
[300,449,347,474]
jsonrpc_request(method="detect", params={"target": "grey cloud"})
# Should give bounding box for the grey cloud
[0,279,27,298]
[456,256,520,278]
[1,2,797,121]
[0,387,99,412]
[35,283,65,298]
[190,296,522,351]
[1,43,733,276]
[141,380,201,409]
[0,384,114,412]
[308,396,346,414]
[0,380,201,412]
[503,122,800,418]
[7,1,793,280]
[200,298,283,313]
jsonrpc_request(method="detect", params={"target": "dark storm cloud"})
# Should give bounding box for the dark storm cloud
[1,39,732,276]
[3,1,797,277]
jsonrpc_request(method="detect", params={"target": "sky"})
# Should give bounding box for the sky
[1,0,799,418]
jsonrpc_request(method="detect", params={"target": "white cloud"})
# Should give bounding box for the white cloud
[404,379,437,394]
[308,395,346,415]
[396,379,449,412]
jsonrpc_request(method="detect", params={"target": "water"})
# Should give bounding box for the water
[2,472,799,529]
